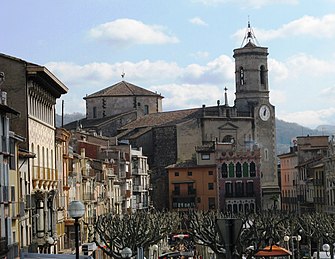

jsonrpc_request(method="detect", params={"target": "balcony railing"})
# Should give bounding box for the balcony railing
[83,193,95,201]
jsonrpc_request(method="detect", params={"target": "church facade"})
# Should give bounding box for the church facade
[66,24,280,211]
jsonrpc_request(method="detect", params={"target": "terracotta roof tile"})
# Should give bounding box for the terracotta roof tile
[120,108,201,129]
[84,80,163,99]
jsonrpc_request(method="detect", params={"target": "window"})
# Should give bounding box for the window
[221,163,228,178]
[202,154,210,160]
[235,181,244,196]
[236,162,242,178]
[260,65,266,85]
[239,67,244,85]
[93,107,97,118]
[174,172,179,176]
[243,162,249,177]
[144,105,149,115]
[208,183,214,190]
[208,197,215,210]
[264,149,269,161]
[229,162,234,177]
[208,171,213,176]
[188,183,195,195]
[173,184,180,195]
[225,182,232,197]
[188,171,192,176]
[222,135,234,144]
[250,162,256,177]
[246,181,254,195]
[9,138,15,170]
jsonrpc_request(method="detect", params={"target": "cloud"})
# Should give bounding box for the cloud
[278,108,335,129]
[50,52,335,129]
[88,18,179,46]
[151,83,234,111]
[233,14,335,42]
[180,55,234,84]
[50,55,235,114]
[46,60,182,88]
[189,17,208,26]
[193,0,298,8]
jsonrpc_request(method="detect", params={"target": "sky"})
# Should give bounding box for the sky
[2,0,335,129]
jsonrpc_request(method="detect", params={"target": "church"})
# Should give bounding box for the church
[65,23,280,211]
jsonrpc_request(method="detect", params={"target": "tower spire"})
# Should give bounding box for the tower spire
[224,87,229,106]
[241,18,260,47]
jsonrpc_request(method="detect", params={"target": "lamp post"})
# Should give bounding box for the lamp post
[323,243,330,256]
[121,247,132,259]
[68,200,85,259]
[284,235,301,259]
[152,244,158,259]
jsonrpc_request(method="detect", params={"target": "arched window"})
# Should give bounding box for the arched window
[260,65,266,85]
[236,162,242,177]
[239,67,244,85]
[250,162,256,177]
[243,162,249,177]
[221,163,228,178]
[222,135,235,144]
[229,162,235,177]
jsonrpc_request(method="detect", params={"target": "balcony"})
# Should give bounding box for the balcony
[172,189,197,197]
[172,197,196,209]
[83,192,95,201]
[133,186,144,192]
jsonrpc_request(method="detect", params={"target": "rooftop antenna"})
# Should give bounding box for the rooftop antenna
[241,17,260,47]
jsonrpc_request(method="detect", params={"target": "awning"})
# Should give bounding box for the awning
[255,245,292,257]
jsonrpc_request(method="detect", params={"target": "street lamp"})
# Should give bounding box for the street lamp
[323,243,330,256]
[121,247,132,259]
[152,244,159,259]
[68,200,85,259]
[284,235,301,259]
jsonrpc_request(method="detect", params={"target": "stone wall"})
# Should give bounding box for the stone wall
[86,95,161,120]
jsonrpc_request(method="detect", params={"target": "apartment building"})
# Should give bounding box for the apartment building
[0,53,68,253]
[278,146,298,212]
[0,86,20,258]
[278,136,329,214]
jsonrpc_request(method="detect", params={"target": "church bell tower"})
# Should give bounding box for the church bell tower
[233,22,280,210]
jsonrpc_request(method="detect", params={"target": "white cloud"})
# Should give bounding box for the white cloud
[193,0,297,8]
[189,17,208,26]
[278,108,335,129]
[180,55,234,84]
[50,52,335,129]
[46,60,182,88]
[151,83,234,111]
[50,55,235,114]
[88,18,179,45]
[233,14,335,42]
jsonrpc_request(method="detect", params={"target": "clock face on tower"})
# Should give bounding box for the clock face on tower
[259,105,271,121]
